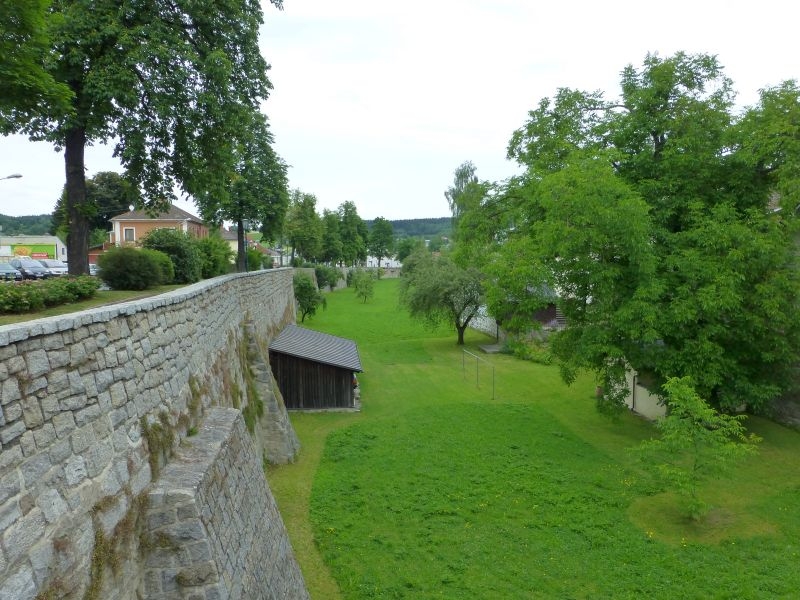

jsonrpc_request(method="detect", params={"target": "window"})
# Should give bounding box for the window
[124,228,135,242]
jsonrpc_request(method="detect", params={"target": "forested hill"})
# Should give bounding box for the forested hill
[366,217,451,238]
[0,214,54,236]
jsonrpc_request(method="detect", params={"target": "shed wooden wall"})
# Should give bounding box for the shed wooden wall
[269,352,354,409]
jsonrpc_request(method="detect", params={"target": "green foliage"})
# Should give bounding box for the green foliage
[367,216,394,266]
[52,172,140,239]
[196,235,233,278]
[141,229,202,284]
[504,338,553,365]
[488,52,800,413]
[246,248,266,271]
[293,273,326,322]
[399,249,483,344]
[98,246,162,290]
[338,201,368,266]
[315,264,343,291]
[394,237,424,263]
[636,377,760,520]
[0,276,100,314]
[0,214,53,236]
[0,0,73,132]
[139,248,174,285]
[285,190,323,263]
[320,209,344,265]
[351,269,374,304]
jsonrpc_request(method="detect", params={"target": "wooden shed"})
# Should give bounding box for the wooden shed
[269,324,363,410]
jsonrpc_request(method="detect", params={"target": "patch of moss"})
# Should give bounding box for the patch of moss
[140,411,175,479]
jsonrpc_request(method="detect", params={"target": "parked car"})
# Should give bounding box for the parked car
[9,257,50,280]
[89,263,100,276]
[0,263,23,282]
[38,258,69,276]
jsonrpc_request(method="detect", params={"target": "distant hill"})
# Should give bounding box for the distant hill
[366,217,451,239]
[0,214,54,236]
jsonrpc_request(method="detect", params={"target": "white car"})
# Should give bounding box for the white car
[38,259,69,276]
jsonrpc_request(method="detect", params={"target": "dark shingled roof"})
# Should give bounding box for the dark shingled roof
[269,325,363,372]
[110,204,203,223]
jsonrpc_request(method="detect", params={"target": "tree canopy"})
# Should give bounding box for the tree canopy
[479,52,800,413]
[5,0,282,274]
[400,249,483,345]
[368,217,394,266]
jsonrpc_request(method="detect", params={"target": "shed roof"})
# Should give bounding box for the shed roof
[269,325,363,372]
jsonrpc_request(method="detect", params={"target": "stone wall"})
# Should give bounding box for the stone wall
[144,408,307,599]
[0,269,307,599]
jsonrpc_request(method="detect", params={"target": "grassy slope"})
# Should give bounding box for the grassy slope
[268,278,800,599]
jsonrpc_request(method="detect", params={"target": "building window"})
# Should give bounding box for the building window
[124,228,135,242]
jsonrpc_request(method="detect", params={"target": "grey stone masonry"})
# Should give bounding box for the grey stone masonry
[0,269,305,599]
[145,408,308,600]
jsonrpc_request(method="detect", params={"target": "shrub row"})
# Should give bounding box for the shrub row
[98,230,235,290]
[0,276,101,314]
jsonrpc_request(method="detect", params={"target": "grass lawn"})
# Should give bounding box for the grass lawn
[268,278,800,599]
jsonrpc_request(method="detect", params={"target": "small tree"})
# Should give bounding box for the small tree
[368,217,394,267]
[636,377,760,520]
[196,234,234,278]
[294,273,326,322]
[352,269,374,303]
[399,250,483,345]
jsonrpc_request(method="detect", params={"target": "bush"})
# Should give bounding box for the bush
[315,265,343,291]
[140,248,175,285]
[246,248,265,271]
[98,246,163,290]
[351,268,374,303]
[197,235,233,278]
[0,276,100,314]
[141,228,202,283]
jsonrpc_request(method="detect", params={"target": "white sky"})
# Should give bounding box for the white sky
[1,0,797,220]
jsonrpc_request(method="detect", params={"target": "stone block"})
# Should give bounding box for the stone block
[48,349,70,369]
[24,349,50,378]
[3,401,22,423]
[0,471,21,507]
[64,455,87,486]
[33,423,56,449]
[0,564,36,600]
[52,412,76,439]
[70,424,96,454]
[2,507,45,564]
[21,396,43,428]
[37,488,68,524]
[0,420,26,445]
[21,453,52,487]
[48,438,72,463]
[0,378,21,406]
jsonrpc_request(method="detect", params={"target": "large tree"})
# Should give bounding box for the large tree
[285,190,322,264]
[367,216,394,267]
[203,111,289,272]
[320,209,343,265]
[488,52,800,413]
[7,0,281,274]
[338,201,367,266]
[400,249,483,345]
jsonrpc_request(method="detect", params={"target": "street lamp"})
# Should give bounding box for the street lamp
[0,174,22,180]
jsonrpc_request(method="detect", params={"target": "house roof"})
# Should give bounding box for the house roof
[269,325,363,372]
[110,204,203,223]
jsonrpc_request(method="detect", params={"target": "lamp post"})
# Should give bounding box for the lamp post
[0,174,22,181]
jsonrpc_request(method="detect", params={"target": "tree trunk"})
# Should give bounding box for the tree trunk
[64,126,89,275]
[456,323,466,345]
[236,218,247,272]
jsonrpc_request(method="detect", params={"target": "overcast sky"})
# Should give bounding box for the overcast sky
[1,0,797,220]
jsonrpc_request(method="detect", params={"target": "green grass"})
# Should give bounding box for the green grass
[268,278,800,599]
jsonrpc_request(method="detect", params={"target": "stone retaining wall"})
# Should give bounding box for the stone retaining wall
[0,269,307,599]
